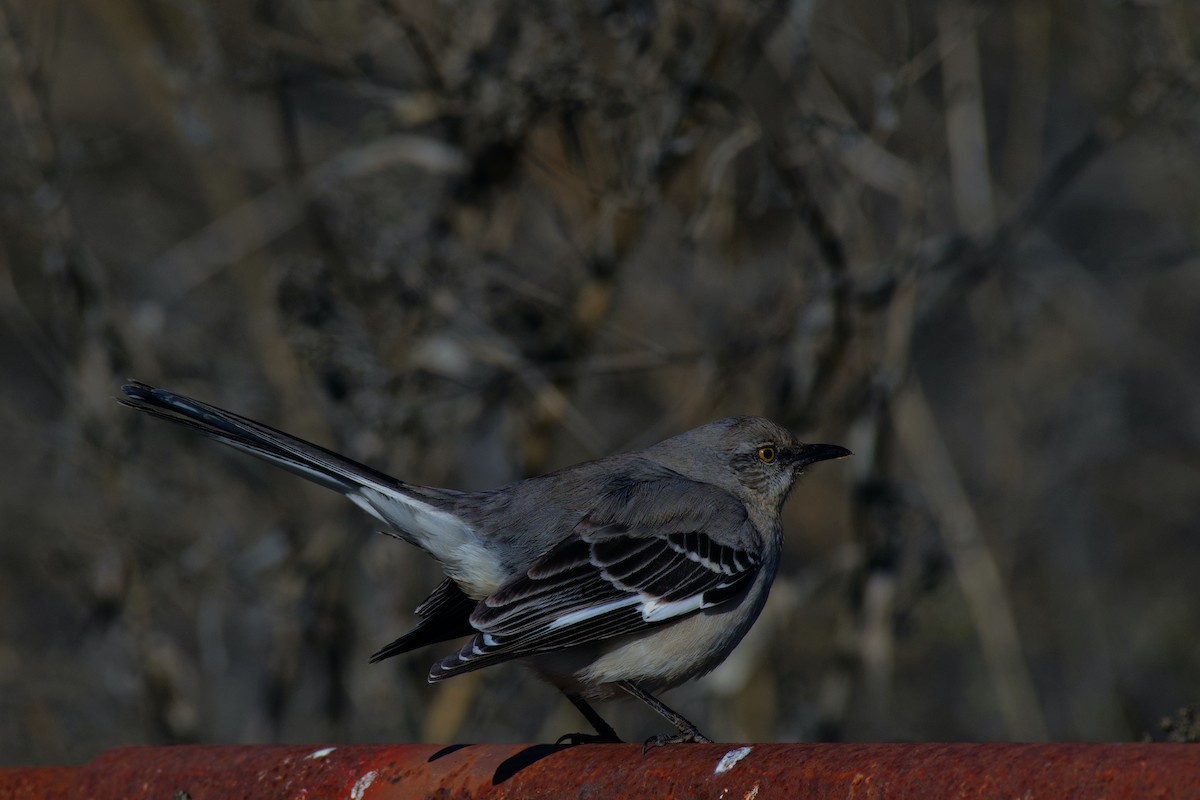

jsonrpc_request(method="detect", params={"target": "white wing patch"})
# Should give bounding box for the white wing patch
[546,594,642,631]
[545,576,745,631]
[640,594,705,622]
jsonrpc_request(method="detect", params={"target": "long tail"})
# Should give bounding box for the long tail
[121,380,408,498]
[119,381,502,594]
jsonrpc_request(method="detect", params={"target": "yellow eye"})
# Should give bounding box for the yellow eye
[757,445,777,464]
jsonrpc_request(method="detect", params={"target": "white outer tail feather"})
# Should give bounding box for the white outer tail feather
[352,487,505,597]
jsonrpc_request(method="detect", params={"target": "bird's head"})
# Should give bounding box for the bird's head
[645,416,851,509]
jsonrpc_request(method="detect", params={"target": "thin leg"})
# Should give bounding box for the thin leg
[616,680,712,751]
[556,692,624,745]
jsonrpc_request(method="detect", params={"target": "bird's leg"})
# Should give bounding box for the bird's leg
[616,680,712,752]
[555,692,624,745]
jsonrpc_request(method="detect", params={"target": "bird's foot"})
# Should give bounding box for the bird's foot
[556,731,623,746]
[641,730,712,753]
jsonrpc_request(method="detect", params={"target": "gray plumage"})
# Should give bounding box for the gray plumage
[120,380,850,746]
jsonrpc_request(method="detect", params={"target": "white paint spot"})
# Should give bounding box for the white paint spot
[714,746,753,774]
[350,770,378,800]
[306,747,336,760]
[744,783,760,800]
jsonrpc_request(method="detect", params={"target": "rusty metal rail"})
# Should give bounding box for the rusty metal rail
[0,742,1196,799]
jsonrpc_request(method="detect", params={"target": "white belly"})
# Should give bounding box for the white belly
[524,569,773,699]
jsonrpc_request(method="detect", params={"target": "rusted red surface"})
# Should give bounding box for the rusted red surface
[1,742,1197,799]
[0,767,75,800]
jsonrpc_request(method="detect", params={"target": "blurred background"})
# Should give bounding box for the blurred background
[2,0,1200,766]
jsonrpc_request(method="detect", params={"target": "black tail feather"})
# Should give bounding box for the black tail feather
[120,380,402,497]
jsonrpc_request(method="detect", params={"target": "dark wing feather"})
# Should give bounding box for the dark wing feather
[369,578,478,662]
[429,478,762,680]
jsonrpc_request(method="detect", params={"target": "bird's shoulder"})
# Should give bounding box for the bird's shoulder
[449,455,761,564]
[572,458,758,549]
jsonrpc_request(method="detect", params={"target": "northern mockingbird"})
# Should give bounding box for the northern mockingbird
[120,380,850,747]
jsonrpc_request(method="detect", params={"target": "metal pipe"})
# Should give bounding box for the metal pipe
[1,742,1196,799]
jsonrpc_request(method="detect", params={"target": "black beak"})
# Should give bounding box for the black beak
[791,443,853,466]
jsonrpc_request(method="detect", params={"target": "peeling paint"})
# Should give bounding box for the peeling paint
[349,769,377,800]
[305,747,336,760]
[714,746,753,774]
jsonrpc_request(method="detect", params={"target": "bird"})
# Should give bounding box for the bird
[119,380,850,748]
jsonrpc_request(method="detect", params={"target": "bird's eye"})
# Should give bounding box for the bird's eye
[757,445,777,464]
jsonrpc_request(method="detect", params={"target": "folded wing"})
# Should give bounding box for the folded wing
[430,478,761,680]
